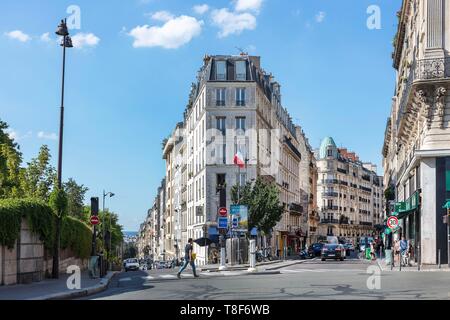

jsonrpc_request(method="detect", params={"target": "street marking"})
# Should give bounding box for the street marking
[160,275,177,279]
[142,276,155,281]
[119,277,132,282]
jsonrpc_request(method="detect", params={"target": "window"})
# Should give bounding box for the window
[327,149,333,157]
[236,88,246,106]
[236,117,246,135]
[216,88,226,106]
[216,117,226,164]
[236,61,246,81]
[216,61,226,80]
[216,117,226,136]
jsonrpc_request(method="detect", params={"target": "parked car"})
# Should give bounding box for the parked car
[321,244,346,261]
[124,258,140,272]
[157,261,167,269]
[308,243,324,257]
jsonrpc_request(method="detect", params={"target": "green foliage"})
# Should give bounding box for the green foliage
[21,145,56,201]
[0,198,92,258]
[49,187,68,218]
[64,178,88,220]
[0,120,23,199]
[231,178,284,234]
[385,186,395,201]
[61,216,92,259]
[0,199,54,249]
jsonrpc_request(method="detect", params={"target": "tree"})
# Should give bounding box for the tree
[64,178,88,220]
[21,145,56,201]
[231,178,284,235]
[0,120,23,199]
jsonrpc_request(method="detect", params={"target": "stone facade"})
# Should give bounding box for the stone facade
[144,54,317,264]
[316,138,384,245]
[383,0,450,265]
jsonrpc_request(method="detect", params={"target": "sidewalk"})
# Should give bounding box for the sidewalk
[0,270,117,300]
[377,258,450,272]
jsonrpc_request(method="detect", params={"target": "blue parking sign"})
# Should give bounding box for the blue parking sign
[218,217,228,229]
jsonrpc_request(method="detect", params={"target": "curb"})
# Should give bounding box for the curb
[376,259,450,272]
[30,271,118,300]
[266,259,310,271]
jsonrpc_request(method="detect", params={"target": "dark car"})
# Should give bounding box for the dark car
[321,244,346,261]
[308,243,324,257]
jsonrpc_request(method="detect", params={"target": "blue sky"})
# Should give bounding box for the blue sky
[0,0,401,231]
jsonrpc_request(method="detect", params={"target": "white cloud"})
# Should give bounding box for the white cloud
[315,11,326,23]
[234,0,263,13]
[71,33,100,49]
[37,131,58,141]
[211,8,256,38]
[193,4,210,15]
[129,15,203,49]
[6,129,32,141]
[5,30,31,42]
[40,32,51,42]
[150,11,175,22]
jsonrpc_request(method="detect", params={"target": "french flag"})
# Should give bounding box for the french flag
[234,151,245,169]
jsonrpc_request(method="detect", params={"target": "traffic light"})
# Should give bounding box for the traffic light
[91,197,99,216]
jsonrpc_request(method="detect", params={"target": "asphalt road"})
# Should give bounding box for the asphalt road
[84,256,450,300]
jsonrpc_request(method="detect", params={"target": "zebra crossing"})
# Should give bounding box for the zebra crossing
[118,271,247,283]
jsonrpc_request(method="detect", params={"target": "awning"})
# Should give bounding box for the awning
[397,209,416,220]
[443,200,450,210]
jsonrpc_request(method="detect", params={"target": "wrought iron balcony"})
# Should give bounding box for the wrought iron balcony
[322,192,339,198]
[397,57,450,128]
[360,222,373,226]
[320,218,339,224]
[289,202,304,215]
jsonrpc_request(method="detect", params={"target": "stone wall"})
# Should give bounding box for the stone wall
[0,219,88,286]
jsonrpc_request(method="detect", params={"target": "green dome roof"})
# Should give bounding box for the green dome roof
[319,137,337,159]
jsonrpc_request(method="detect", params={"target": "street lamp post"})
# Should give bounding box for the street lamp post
[103,190,115,270]
[52,19,73,279]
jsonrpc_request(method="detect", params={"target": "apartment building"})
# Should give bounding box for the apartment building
[382,0,450,265]
[316,137,384,244]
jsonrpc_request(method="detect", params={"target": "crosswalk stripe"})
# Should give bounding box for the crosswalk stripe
[142,276,154,280]
[160,275,177,279]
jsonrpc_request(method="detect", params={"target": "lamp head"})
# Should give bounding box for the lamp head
[55,19,69,37]
[60,36,73,48]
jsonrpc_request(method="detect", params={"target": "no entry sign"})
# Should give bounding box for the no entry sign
[90,216,100,225]
[387,216,399,230]
[218,207,228,217]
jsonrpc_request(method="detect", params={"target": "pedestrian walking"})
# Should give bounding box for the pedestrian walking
[177,238,199,279]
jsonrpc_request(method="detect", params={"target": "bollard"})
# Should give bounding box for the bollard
[439,249,441,269]
[417,245,421,271]
[247,240,257,273]
[391,249,394,271]
[219,236,227,271]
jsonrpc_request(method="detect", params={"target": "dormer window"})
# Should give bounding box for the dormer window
[216,61,227,81]
[236,61,246,81]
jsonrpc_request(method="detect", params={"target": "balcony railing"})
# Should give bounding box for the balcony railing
[397,57,450,128]
[289,203,304,215]
[360,222,373,227]
[321,219,339,224]
[322,192,338,197]
[322,179,338,185]
[321,206,339,211]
